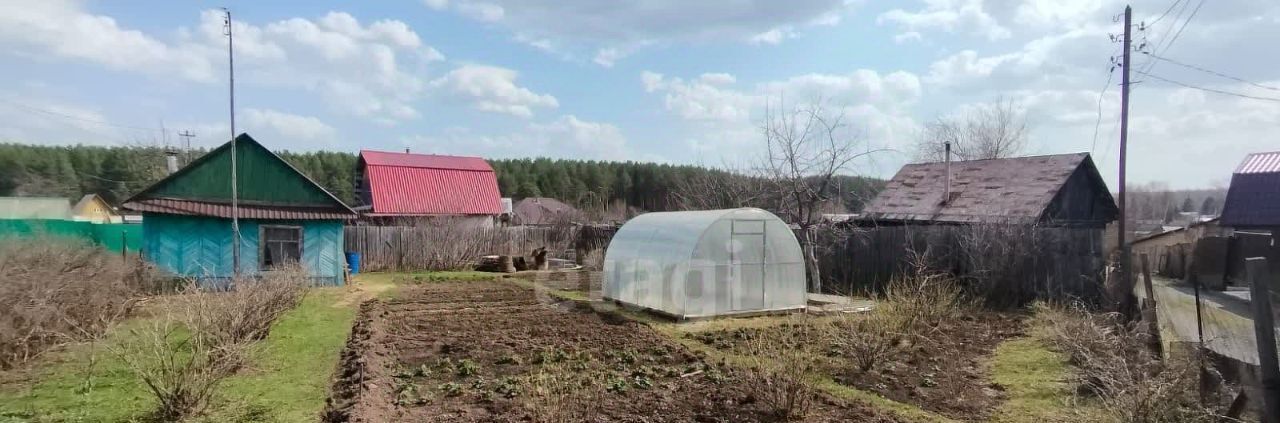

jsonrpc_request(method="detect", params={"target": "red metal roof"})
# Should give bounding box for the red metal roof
[1236,151,1280,174]
[123,198,356,220]
[360,150,502,215]
[359,150,494,171]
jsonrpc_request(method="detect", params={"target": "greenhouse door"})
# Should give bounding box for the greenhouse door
[730,220,766,311]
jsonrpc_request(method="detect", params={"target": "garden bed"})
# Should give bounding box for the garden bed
[323,280,902,422]
[688,312,1025,421]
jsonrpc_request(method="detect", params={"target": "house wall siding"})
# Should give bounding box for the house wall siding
[143,213,344,285]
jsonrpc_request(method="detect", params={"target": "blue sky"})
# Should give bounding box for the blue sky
[2,0,1278,189]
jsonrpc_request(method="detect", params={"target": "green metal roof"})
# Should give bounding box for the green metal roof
[126,134,353,213]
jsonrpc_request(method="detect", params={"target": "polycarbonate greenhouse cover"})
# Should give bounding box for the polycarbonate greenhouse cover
[604,208,806,318]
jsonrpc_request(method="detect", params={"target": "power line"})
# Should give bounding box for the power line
[1141,51,1280,92]
[1146,0,1184,26]
[1091,64,1117,155]
[1136,70,1280,103]
[0,98,162,133]
[1161,0,1206,58]
[1133,0,1196,86]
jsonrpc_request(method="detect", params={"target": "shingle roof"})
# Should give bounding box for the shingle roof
[861,152,1111,224]
[513,197,579,225]
[1221,151,1280,228]
[358,150,502,216]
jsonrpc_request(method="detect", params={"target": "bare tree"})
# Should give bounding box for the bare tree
[760,98,878,293]
[915,97,1028,162]
[670,165,770,211]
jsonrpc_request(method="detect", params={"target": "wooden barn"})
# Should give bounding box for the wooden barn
[828,152,1118,304]
[123,134,357,286]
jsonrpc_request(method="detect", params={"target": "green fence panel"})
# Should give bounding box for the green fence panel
[0,219,143,253]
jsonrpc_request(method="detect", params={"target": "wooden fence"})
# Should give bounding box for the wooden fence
[815,224,1107,306]
[344,225,576,272]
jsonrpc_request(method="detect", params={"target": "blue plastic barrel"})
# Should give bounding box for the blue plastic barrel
[345,252,361,275]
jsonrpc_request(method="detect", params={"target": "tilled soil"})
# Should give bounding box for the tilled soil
[323,280,902,423]
[689,312,1025,421]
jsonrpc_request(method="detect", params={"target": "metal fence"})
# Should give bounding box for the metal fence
[0,219,143,253]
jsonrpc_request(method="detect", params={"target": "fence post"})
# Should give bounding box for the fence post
[1247,256,1280,423]
[121,230,127,263]
[1140,254,1162,356]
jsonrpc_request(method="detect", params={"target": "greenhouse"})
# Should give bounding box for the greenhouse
[603,208,806,319]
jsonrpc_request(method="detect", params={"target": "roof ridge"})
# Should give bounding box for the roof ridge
[906,152,1088,166]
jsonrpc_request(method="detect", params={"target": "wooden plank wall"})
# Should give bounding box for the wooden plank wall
[344,225,577,272]
[815,224,1106,305]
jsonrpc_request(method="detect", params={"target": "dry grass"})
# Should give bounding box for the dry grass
[881,267,970,332]
[1032,302,1230,423]
[112,269,309,421]
[523,363,604,423]
[741,315,819,422]
[0,237,162,369]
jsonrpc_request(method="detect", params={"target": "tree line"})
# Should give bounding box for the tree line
[0,143,885,213]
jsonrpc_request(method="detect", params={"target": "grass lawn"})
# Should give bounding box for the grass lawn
[0,271,496,422]
[0,288,359,423]
[989,329,1103,422]
[198,288,357,422]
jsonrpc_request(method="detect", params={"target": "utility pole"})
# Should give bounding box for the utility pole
[177,130,195,165]
[1117,5,1132,290]
[224,8,241,277]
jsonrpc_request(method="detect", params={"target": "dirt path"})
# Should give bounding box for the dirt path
[323,280,903,422]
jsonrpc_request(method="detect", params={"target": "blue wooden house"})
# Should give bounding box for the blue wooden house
[122,134,356,285]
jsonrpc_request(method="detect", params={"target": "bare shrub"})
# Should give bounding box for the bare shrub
[371,217,578,271]
[194,267,309,348]
[1033,302,1228,422]
[524,363,603,423]
[742,316,819,422]
[0,237,148,369]
[114,314,249,421]
[832,311,903,372]
[881,260,970,332]
[115,270,308,421]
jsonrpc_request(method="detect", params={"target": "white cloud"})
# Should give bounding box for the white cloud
[0,3,444,125]
[894,31,923,44]
[403,115,630,160]
[593,47,624,67]
[878,0,1011,41]
[0,0,216,82]
[188,10,443,124]
[749,27,796,45]
[640,68,924,157]
[242,108,337,142]
[423,0,450,11]
[431,0,854,65]
[429,65,558,118]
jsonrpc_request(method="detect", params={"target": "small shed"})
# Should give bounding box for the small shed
[1221,151,1280,231]
[71,194,122,223]
[123,134,357,286]
[604,208,806,320]
[845,153,1118,303]
[861,152,1117,226]
[353,150,502,227]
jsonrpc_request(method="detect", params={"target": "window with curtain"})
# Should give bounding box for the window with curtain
[260,225,302,270]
